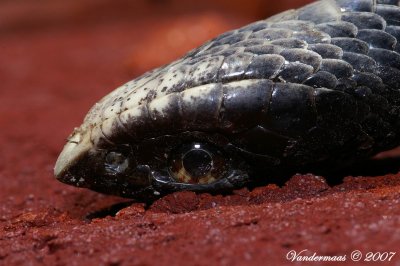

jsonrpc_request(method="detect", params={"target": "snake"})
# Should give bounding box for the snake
[54,0,400,200]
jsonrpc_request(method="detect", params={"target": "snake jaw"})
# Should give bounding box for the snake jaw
[150,169,251,195]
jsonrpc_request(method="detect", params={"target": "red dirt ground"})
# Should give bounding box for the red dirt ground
[1,1,400,265]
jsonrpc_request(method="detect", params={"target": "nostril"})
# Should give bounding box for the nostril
[67,129,82,144]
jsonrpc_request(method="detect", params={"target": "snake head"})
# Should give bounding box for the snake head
[55,0,400,200]
[54,125,251,200]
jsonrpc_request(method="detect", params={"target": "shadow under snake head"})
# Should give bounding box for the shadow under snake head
[54,0,400,200]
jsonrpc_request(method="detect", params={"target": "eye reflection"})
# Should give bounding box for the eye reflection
[183,147,213,178]
[105,151,129,174]
[169,143,227,184]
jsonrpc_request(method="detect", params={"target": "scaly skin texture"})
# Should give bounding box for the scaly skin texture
[55,0,400,200]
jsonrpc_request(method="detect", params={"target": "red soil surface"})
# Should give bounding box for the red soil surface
[1,1,400,265]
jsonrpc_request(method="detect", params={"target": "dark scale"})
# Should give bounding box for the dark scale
[315,21,358,38]
[307,43,344,59]
[341,52,377,72]
[357,29,397,49]
[55,0,400,200]
[330,37,370,54]
[341,12,386,30]
[276,62,314,83]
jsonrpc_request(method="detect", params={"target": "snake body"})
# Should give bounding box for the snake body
[55,0,400,199]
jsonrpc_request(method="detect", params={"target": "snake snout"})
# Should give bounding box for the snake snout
[54,128,92,180]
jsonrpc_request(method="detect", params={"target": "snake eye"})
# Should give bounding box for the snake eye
[169,143,228,184]
[105,151,129,174]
